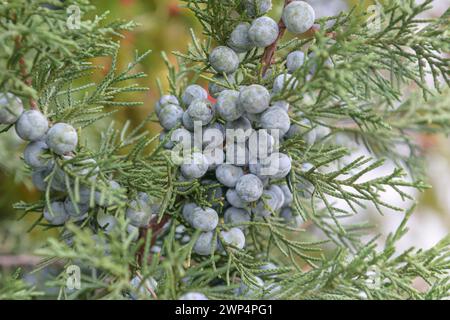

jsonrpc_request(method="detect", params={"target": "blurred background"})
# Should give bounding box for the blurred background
[0,0,449,293]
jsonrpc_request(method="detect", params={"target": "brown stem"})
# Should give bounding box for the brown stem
[14,36,37,110]
[261,0,293,76]
[136,214,171,267]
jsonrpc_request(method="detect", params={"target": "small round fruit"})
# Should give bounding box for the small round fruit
[228,22,254,53]
[75,186,92,206]
[268,185,285,210]
[226,189,248,209]
[300,162,314,173]
[64,197,89,218]
[272,100,290,112]
[252,189,281,217]
[160,131,175,149]
[202,123,224,148]
[97,213,118,233]
[181,152,209,179]
[248,16,279,48]
[286,51,305,73]
[50,165,69,192]
[171,127,193,147]
[46,123,78,155]
[245,111,262,124]
[220,227,246,250]
[225,116,252,133]
[15,110,49,141]
[286,119,317,145]
[126,199,153,227]
[187,99,214,126]
[142,194,162,216]
[224,207,251,227]
[31,169,49,191]
[209,46,240,74]
[155,95,179,116]
[182,85,208,106]
[215,90,242,122]
[280,207,302,227]
[279,184,293,207]
[238,85,270,114]
[260,107,291,136]
[249,161,263,177]
[158,104,183,130]
[193,231,216,256]
[176,225,186,234]
[314,124,332,140]
[226,142,249,167]
[215,164,244,188]
[202,124,225,150]
[23,141,52,169]
[282,1,315,35]
[127,224,140,241]
[236,174,264,202]
[179,292,208,300]
[273,153,292,179]
[43,201,69,225]
[0,93,23,124]
[243,0,272,17]
[208,74,236,98]
[250,152,292,179]
[204,148,225,171]
[182,112,195,131]
[190,207,219,232]
[248,130,275,161]
[272,74,298,94]
[182,202,198,224]
[130,276,158,298]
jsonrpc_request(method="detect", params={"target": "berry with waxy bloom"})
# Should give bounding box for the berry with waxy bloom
[236,174,264,202]
[282,1,316,35]
[46,123,78,155]
[0,93,24,125]
[209,46,240,74]
[15,110,49,141]
[182,85,208,106]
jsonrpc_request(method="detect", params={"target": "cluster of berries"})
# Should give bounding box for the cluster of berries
[1,92,170,299]
[0,0,327,300]
[155,0,324,299]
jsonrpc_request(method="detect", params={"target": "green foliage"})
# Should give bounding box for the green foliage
[0,0,449,300]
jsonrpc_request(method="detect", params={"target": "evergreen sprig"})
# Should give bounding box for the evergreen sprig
[0,0,449,300]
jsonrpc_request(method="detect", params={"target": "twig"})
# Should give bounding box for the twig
[261,0,293,76]
[0,254,42,267]
[14,36,37,110]
[136,214,171,266]
[136,271,158,299]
